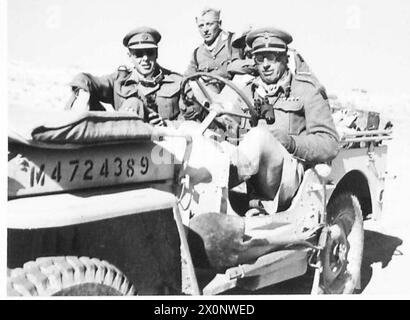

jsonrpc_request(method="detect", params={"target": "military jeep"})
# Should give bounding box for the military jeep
[7,74,392,296]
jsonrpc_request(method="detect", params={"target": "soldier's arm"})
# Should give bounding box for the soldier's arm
[227,58,257,76]
[184,50,199,76]
[291,87,340,163]
[69,72,116,105]
[216,47,243,79]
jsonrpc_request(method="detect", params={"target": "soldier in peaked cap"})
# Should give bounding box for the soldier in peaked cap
[122,26,161,50]
[219,27,339,210]
[67,26,185,126]
[246,27,293,53]
[227,27,317,78]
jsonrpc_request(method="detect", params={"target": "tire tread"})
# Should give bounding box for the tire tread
[7,256,136,296]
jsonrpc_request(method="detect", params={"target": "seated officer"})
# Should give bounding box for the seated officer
[227,28,318,80]
[185,7,240,83]
[224,27,339,209]
[67,27,184,126]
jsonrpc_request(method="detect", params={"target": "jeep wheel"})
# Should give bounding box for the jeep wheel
[320,192,364,294]
[7,256,136,296]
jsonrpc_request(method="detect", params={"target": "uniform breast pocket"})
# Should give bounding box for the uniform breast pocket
[274,100,305,135]
[156,89,180,120]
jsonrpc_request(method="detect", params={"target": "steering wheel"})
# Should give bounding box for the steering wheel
[181,72,259,133]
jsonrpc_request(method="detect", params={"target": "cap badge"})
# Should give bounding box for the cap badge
[141,33,150,41]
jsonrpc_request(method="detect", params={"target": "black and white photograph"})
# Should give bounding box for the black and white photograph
[3,0,410,300]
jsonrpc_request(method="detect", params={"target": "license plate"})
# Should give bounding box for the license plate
[8,142,175,198]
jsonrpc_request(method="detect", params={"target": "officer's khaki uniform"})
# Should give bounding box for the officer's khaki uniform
[238,70,339,206]
[68,26,184,121]
[185,30,241,79]
[182,31,241,121]
[226,27,340,207]
[243,71,339,163]
[69,66,183,120]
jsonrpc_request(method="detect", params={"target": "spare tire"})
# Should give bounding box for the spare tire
[320,192,364,294]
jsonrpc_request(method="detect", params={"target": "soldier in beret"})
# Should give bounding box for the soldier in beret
[223,27,339,209]
[67,26,184,126]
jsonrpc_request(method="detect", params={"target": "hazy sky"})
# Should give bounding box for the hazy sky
[8,0,410,95]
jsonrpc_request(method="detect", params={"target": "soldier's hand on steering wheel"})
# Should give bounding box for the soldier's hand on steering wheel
[147,111,166,127]
[181,72,260,131]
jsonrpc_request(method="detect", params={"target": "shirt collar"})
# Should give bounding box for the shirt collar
[204,30,225,52]
[254,70,292,98]
[129,65,164,87]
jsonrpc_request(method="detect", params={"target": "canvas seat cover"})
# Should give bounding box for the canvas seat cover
[9,105,154,149]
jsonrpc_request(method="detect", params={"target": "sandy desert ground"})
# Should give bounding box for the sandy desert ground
[7,60,410,296]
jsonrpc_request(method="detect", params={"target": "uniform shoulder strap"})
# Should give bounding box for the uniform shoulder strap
[117,65,132,80]
[227,32,234,60]
[294,73,328,99]
[193,47,200,70]
[218,32,234,68]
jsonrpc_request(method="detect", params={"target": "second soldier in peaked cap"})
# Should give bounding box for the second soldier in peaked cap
[246,27,293,54]
[228,26,316,77]
[221,26,339,210]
